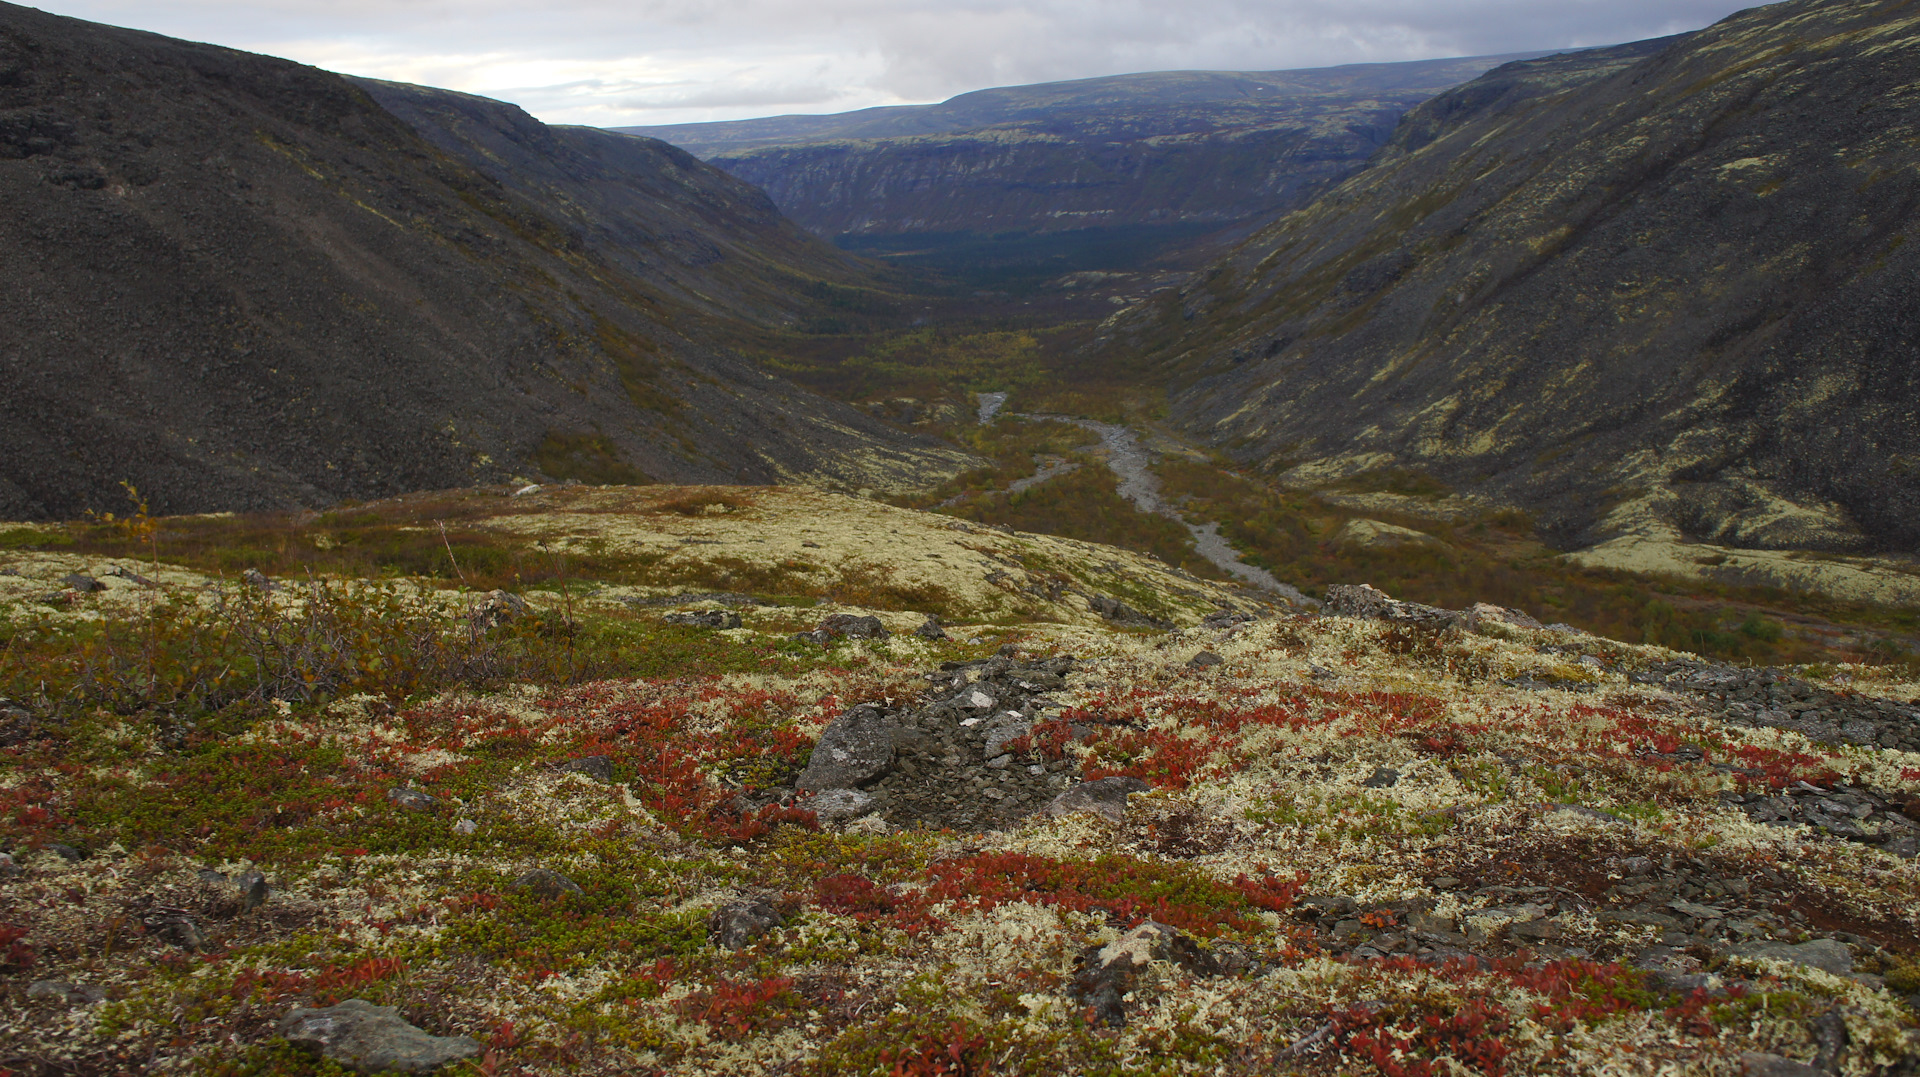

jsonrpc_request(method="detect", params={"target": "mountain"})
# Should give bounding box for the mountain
[1134,0,1920,557]
[0,3,965,522]
[617,56,1546,280]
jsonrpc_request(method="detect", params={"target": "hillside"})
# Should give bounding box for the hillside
[1124,0,1920,569]
[0,3,965,523]
[619,56,1544,281]
[2,488,1918,1075]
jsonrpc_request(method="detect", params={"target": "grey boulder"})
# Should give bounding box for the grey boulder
[1728,938,1853,975]
[279,999,481,1073]
[807,788,876,825]
[1047,776,1150,824]
[795,705,897,793]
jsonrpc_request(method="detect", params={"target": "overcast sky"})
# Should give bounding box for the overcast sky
[39,0,1753,127]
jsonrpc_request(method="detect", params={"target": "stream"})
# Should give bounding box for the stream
[986,401,1307,605]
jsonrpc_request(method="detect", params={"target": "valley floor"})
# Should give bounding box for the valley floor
[1,488,1918,1075]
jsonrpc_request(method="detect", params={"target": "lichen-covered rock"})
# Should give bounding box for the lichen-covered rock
[1728,938,1854,975]
[278,999,481,1073]
[511,869,582,900]
[664,609,741,629]
[556,754,613,782]
[795,705,897,792]
[820,613,888,639]
[807,788,876,825]
[1073,922,1219,1027]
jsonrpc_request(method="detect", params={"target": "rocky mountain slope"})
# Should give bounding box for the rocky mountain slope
[619,56,1541,265]
[1134,0,1920,561]
[0,3,963,522]
[2,489,1918,1074]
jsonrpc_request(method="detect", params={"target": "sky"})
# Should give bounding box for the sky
[37,0,1755,128]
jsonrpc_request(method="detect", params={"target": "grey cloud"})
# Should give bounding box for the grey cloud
[39,0,1755,124]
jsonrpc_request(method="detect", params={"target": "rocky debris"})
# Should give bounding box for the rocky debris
[1631,660,1920,751]
[1201,610,1255,630]
[556,755,613,782]
[60,573,103,593]
[1362,766,1400,788]
[1072,921,1220,1027]
[26,980,106,1005]
[1728,938,1854,975]
[144,908,204,950]
[240,568,277,591]
[807,789,877,825]
[1186,650,1224,669]
[468,589,528,628]
[914,616,949,641]
[663,609,742,629]
[794,705,898,793]
[1723,782,1920,854]
[387,788,438,811]
[279,999,482,1073]
[710,897,784,950]
[512,869,583,900]
[1048,777,1151,825]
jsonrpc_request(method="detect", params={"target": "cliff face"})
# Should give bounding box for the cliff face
[619,57,1541,241]
[0,4,964,521]
[1140,0,1920,554]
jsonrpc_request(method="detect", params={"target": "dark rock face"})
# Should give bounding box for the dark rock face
[278,999,481,1073]
[620,56,1539,242]
[1148,3,1920,554]
[1631,659,1920,751]
[0,3,964,521]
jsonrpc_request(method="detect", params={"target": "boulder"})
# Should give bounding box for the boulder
[27,979,106,1005]
[1047,776,1150,824]
[469,589,528,628]
[1464,603,1542,631]
[914,617,948,641]
[60,573,104,593]
[1186,651,1224,669]
[807,788,876,825]
[279,999,481,1073]
[664,609,742,629]
[240,568,277,591]
[1322,583,1391,619]
[709,897,783,950]
[1073,921,1217,1027]
[511,869,583,900]
[980,713,1032,757]
[556,755,613,782]
[795,705,898,792]
[1728,938,1853,975]
[820,613,888,639]
[1088,595,1148,625]
[1739,1052,1827,1077]
[387,788,437,811]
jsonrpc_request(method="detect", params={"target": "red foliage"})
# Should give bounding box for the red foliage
[921,851,1285,938]
[1336,997,1512,1077]
[229,955,406,1005]
[879,1024,990,1077]
[0,924,34,971]
[677,975,800,1039]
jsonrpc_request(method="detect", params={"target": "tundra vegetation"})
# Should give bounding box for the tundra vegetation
[1,485,1917,1076]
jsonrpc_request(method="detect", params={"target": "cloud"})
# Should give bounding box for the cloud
[36,0,1755,125]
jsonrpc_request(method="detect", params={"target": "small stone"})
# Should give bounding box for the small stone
[387,788,437,811]
[980,713,1031,757]
[0,853,22,879]
[986,753,1013,769]
[1047,776,1150,824]
[556,755,613,782]
[49,843,85,862]
[1186,651,1224,669]
[1430,877,1462,890]
[61,573,104,593]
[1088,595,1148,624]
[240,568,277,591]
[1322,584,1391,619]
[1361,766,1399,788]
[807,789,876,825]
[512,484,542,497]
[452,819,478,835]
[1884,834,1919,858]
[1510,918,1564,941]
[915,617,948,641]
[511,869,583,900]
[709,898,782,950]
[795,705,897,793]
[279,999,481,1073]
[27,980,71,1001]
[1729,938,1854,975]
